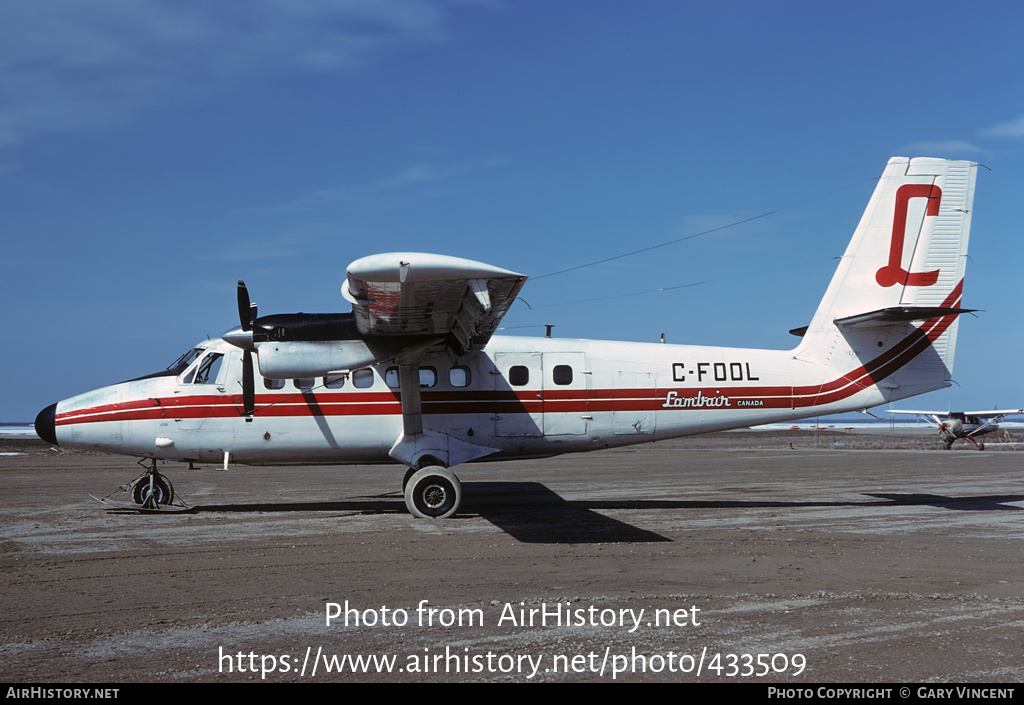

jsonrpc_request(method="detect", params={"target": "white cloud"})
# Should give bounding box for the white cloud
[899,141,986,156]
[0,0,453,147]
[250,159,505,213]
[304,164,467,202]
[195,225,327,263]
[980,115,1024,138]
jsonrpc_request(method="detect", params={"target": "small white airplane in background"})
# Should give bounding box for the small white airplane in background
[889,409,1023,450]
[36,157,980,518]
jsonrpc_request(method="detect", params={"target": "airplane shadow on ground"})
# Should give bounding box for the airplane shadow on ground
[190,482,668,543]
[182,482,1024,544]
[462,482,671,543]
[863,492,1024,512]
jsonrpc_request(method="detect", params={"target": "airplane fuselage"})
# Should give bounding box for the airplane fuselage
[41,331,916,467]
[948,417,998,437]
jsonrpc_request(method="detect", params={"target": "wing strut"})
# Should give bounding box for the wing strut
[387,354,499,470]
[398,362,423,438]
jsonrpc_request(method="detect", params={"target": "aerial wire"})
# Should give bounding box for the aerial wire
[532,210,778,280]
[530,170,880,283]
[530,255,839,309]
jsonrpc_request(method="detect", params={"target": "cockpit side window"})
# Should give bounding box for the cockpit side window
[187,353,224,384]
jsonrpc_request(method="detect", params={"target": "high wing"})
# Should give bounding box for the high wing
[222,253,526,424]
[342,252,527,356]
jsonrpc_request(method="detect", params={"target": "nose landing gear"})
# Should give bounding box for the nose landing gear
[89,459,193,513]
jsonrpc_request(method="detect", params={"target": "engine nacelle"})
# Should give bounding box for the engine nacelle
[255,340,391,379]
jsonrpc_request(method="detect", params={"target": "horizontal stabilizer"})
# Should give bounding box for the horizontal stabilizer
[834,306,976,329]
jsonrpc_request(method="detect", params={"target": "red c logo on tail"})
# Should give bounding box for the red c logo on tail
[875,184,942,287]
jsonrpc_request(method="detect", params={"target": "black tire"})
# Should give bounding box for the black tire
[402,466,418,491]
[403,467,461,519]
[132,474,174,507]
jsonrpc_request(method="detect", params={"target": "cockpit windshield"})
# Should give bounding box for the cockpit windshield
[166,348,205,376]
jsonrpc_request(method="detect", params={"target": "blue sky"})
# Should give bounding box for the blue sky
[3,0,1023,422]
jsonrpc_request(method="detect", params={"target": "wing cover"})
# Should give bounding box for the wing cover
[343,253,527,353]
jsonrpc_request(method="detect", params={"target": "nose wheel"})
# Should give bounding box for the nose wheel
[131,471,175,508]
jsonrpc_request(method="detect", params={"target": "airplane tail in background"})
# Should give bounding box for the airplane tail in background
[796,157,978,404]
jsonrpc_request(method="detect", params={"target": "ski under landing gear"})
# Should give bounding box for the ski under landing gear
[403,465,462,519]
[940,429,985,451]
[89,459,192,513]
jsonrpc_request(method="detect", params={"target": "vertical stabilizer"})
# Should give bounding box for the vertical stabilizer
[797,157,978,403]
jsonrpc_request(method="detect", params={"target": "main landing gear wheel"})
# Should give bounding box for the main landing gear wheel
[404,466,462,519]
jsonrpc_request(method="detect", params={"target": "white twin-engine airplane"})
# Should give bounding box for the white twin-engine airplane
[36,157,979,517]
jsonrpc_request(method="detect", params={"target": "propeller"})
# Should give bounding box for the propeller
[237,280,257,420]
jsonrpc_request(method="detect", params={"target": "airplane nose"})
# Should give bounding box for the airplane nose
[35,403,57,445]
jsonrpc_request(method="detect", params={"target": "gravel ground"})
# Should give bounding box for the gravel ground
[1,434,1022,683]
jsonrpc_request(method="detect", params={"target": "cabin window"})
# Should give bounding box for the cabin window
[324,375,346,389]
[552,365,573,385]
[509,365,529,386]
[353,368,375,388]
[384,366,437,388]
[450,365,471,387]
[264,377,285,390]
[294,378,314,390]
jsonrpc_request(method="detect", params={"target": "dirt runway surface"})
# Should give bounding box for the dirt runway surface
[2,434,1022,683]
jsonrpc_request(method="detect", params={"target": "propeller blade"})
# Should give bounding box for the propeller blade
[242,350,255,419]
[225,280,263,351]
[237,281,252,332]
